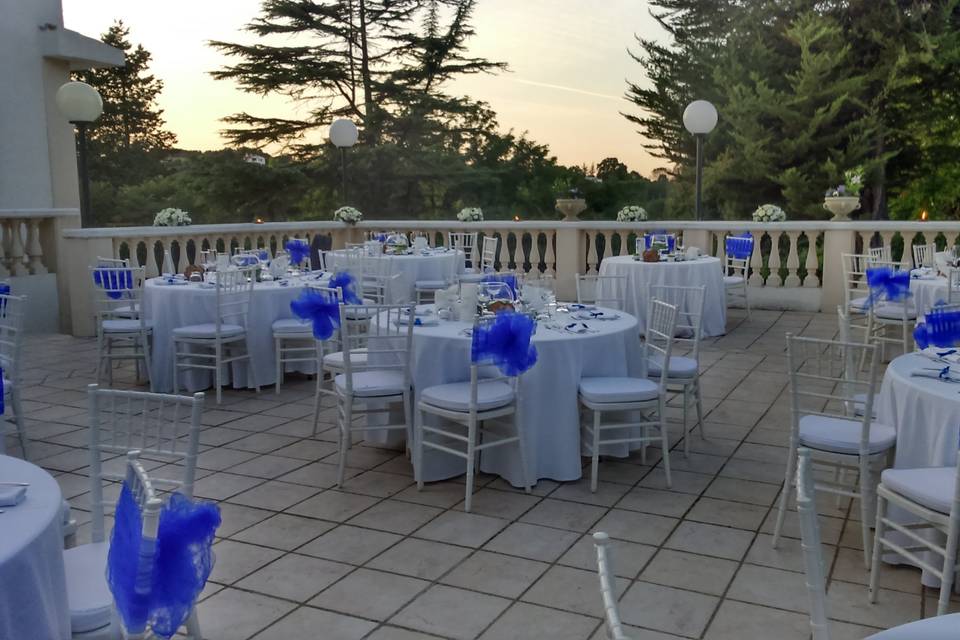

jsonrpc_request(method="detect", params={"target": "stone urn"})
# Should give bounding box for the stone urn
[823,196,860,221]
[556,198,587,222]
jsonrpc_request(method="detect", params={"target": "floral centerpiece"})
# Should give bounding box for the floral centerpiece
[153,208,191,227]
[616,205,648,222]
[334,206,363,224]
[457,207,483,222]
[751,204,786,223]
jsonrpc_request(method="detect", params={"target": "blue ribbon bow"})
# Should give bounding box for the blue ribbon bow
[258,250,270,262]
[329,271,362,304]
[914,307,960,349]
[107,486,220,639]
[471,312,538,376]
[645,233,676,253]
[93,269,133,299]
[865,267,911,308]
[290,289,341,340]
[725,236,754,260]
[285,239,310,265]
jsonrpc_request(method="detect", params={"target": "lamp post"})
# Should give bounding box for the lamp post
[682,100,718,221]
[56,81,103,228]
[328,118,359,203]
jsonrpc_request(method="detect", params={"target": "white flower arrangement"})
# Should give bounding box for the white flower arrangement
[333,206,363,224]
[153,208,191,227]
[751,203,787,223]
[457,207,483,222]
[616,205,648,222]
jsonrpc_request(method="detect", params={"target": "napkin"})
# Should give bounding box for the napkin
[920,347,960,364]
[911,267,936,280]
[0,485,26,506]
[910,366,960,382]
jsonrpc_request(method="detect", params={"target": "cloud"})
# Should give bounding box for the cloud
[509,78,623,102]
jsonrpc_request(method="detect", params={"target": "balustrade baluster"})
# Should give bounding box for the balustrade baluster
[748,231,764,287]
[0,222,10,278]
[784,231,802,287]
[544,231,556,277]
[766,230,783,287]
[803,231,820,287]
[26,219,46,274]
[585,231,599,274]
[8,220,27,276]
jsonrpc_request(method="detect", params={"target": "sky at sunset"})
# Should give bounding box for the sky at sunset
[61,0,668,176]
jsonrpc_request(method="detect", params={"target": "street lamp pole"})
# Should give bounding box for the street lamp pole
[74,122,92,228]
[683,100,718,222]
[694,132,705,222]
[56,81,103,228]
[329,119,359,204]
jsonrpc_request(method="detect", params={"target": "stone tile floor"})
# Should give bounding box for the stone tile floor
[5,309,957,640]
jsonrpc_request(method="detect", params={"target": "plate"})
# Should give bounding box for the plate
[573,311,619,321]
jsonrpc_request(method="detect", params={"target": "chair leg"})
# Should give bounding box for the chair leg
[275,337,282,395]
[659,411,672,489]
[10,387,27,460]
[172,340,180,395]
[464,418,477,512]
[682,385,690,459]
[311,382,323,437]
[142,332,155,393]
[106,336,114,386]
[743,282,750,319]
[937,514,959,615]
[96,329,105,384]
[694,380,706,440]
[590,408,601,493]
[414,406,425,488]
[336,398,351,487]
[868,492,886,603]
[771,444,798,549]
[514,408,531,494]
[859,466,874,568]
[215,341,223,405]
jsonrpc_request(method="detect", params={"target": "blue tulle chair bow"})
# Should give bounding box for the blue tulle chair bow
[290,289,341,340]
[93,268,134,299]
[644,233,676,253]
[329,271,362,304]
[865,267,911,308]
[471,312,538,376]
[481,273,518,299]
[107,486,220,639]
[914,306,960,349]
[285,239,310,265]
[258,250,270,262]
[725,235,754,260]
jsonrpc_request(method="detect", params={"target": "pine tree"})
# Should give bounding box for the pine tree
[73,21,176,185]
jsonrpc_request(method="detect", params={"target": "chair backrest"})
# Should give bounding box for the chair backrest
[724,236,752,276]
[841,253,872,310]
[97,257,130,268]
[481,235,498,272]
[650,285,705,361]
[576,274,626,310]
[949,269,960,304]
[785,334,879,458]
[364,256,402,304]
[330,246,366,279]
[87,384,204,543]
[91,266,146,327]
[213,267,255,332]
[0,293,26,384]
[869,245,892,264]
[913,243,935,269]
[796,447,831,640]
[644,299,679,389]
[593,532,631,640]
[337,303,414,394]
[449,231,478,267]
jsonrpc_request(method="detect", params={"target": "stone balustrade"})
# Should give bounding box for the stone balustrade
[59,218,960,336]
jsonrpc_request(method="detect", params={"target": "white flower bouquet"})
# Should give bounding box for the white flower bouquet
[457,207,483,222]
[334,206,363,224]
[751,204,786,223]
[153,208,191,227]
[616,205,648,222]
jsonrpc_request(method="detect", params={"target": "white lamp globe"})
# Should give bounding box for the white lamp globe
[682,100,718,135]
[56,81,103,123]
[329,118,359,148]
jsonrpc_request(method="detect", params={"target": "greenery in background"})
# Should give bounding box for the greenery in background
[625,0,960,221]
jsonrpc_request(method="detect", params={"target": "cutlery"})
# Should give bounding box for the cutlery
[0,481,28,486]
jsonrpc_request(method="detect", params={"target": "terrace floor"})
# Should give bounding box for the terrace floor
[7,310,957,640]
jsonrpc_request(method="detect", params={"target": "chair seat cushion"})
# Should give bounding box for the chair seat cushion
[323,349,368,368]
[172,323,245,338]
[849,296,870,312]
[798,414,896,455]
[272,318,313,335]
[415,280,447,290]
[64,542,112,633]
[647,355,699,378]
[112,304,140,317]
[881,466,956,514]
[852,392,876,418]
[344,302,377,320]
[579,377,659,403]
[421,380,515,412]
[334,370,407,397]
[873,303,917,320]
[101,319,152,333]
[723,275,745,286]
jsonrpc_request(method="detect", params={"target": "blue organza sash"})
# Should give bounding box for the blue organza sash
[865,267,911,308]
[471,312,538,376]
[290,289,341,339]
[914,306,960,349]
[329,271,362,304]
[725,236,753,260]
[93,269,134,300]
[285,239,310,265]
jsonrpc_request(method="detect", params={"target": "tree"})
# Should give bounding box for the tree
[73,21,176,186]
[210,0,503,155]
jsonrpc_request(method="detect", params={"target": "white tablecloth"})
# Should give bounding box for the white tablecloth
[370,308,643,486]
[144,277,326,393]
[0,455,70,640]
[328,250,463,303]
[909,276,948,317]
[877,352,960,586]
[597,256,726,337]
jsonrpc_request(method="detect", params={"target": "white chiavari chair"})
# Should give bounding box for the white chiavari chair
[172,267,257,404]
[0,293,27,458]
[841,253,873,343]
[64,385,204,639]
[913,243,936,269]
[865,260,917,359]
[869,245,893,264]
[593,532,631,640]
[948,269,960,304]
[649,285,706,457]
[723,235,752,318]
[576,274,626,310]
[415,251,459,304]
[481,235,498,272]
[449,231,478,272]
[579,299,678,491]
[772,335,895,567]
[91,266,153,391]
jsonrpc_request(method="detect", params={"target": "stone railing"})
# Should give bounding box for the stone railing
[59,218,960,336]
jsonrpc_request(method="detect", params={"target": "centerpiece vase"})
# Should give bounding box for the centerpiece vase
[823,196,860,221]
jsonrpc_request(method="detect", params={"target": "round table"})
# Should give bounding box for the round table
[0,455,70,640]
[370,307,643,486]
[597,256,726,337]
[327,249,463,303]
[909,275,948,317]
[144,276,327,393]
[876,352,960,585]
